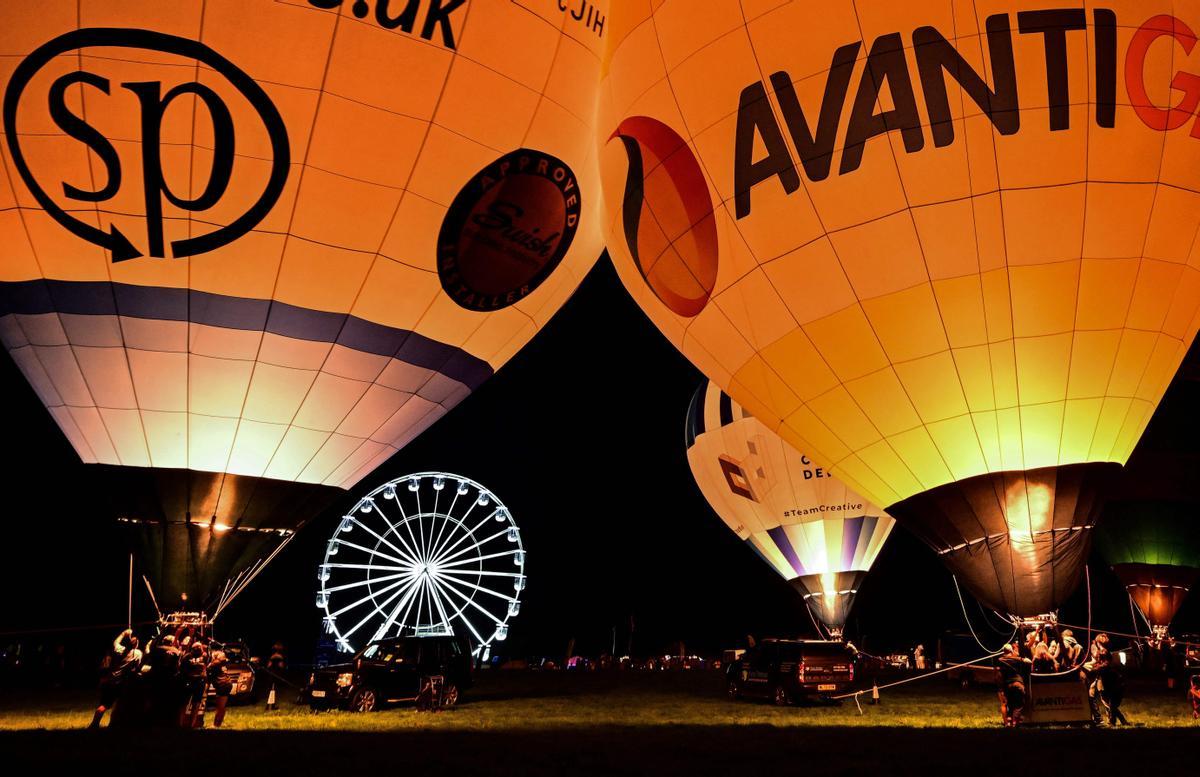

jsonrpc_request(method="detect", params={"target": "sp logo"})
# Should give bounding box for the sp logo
[3,28,290,262]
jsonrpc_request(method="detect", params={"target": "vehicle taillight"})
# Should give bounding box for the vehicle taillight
[797,661,806,683]
[849,662,855,681]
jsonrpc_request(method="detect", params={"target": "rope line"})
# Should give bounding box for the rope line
[953,575,1017,654]
[831,649,1006,701]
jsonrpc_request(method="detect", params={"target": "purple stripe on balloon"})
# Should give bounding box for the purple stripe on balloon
[0,279,493,389]
[767,526,805,576]
[840,515,865,568]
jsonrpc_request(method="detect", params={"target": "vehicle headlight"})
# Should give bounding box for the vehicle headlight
[336,672,354,687]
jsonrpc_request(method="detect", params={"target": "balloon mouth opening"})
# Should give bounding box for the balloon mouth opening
[887,462,1118,617]
[791,571,866,631]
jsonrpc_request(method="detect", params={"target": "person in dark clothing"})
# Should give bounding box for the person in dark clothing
[148,634,182,727]
[998,642,1032,727]
[108,648,147,728]
[207,649,234,728]
[265,641,286,710]
[1100,658,1129,726]
[88,630,137,729]
[180,642,208,728]
[1081,633,1111,724]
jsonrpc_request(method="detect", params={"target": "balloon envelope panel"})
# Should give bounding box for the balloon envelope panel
[686,381,893,628]
[600,0,1200,615]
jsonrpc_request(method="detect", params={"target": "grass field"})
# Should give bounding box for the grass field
[2,671,1197,775]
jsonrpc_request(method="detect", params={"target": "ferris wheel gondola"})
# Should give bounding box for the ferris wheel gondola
[317,473,525,658]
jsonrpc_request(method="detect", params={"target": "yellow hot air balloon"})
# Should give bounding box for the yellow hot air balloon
[600,1,1200,617]
[687,381,894,635]
[0,0,608,612]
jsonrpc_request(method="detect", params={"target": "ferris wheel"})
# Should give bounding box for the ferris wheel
[316,472,525,657]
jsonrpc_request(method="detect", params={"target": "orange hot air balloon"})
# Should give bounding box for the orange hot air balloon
[0,0,608,613]
[599,2,1200,617]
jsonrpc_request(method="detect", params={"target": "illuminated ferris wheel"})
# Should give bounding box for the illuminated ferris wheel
[316,472,525,657]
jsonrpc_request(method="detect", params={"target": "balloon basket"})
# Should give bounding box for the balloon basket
[158,611,212,638]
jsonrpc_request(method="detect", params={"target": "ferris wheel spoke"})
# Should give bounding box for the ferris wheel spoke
[435,527,510,567]
[427,576,490,646]
[391,498,425,566]
[345,580,411,640]
[325,563,411,571]
[331,538,412,568]
[426,514,454,564]
[419,576,434,629]
[429,487,460,556]
[434,572,517,603]
[432,574,505,625]
[352,576,421,642]
[435,549,522,569]
[439,568,523,579]
[428,575,454,632]
[367,575,423,643]
[414,489,428,562]
[329,573,415,618]
[349,514,421,567]
[430,508,498,564]
[323,571,412,594]
[429,513,470,568]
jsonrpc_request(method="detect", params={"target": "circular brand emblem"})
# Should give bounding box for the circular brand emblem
[438,148,581,311]
[3,28,289,263]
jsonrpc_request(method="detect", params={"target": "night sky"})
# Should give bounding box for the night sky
[1,258,1193,663]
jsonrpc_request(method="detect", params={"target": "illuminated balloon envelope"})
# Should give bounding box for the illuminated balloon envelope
[686,381,894,632]
[599,2,1200,616]
[0,1,608,611]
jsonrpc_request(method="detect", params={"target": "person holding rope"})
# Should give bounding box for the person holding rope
[148,633,182,727]
[87,630,137,729]
[180,640,208,728]
[1080,633,1111,725]
[1099,654,1129,726]
[206,648,234,728]
[998,642,1032,727]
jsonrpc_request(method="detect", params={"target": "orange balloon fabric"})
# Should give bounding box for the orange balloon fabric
[599,1,1200,615]
[0,0,608,489]
[0,0,609,609]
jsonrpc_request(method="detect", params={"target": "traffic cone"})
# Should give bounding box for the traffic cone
[266,683,277,711]
[871,682,880,705]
